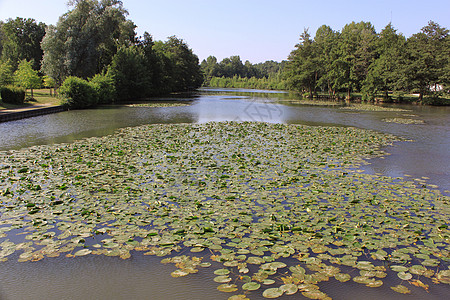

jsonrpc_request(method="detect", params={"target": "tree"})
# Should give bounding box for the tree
[41,0,136,83]
[0,17,46,70]
[339,21,377,99]
[0,60,14,86]
[285,29,319,98]
[399,21,449,101]
[200,56,219,82]
[106,45,149,101]
[363,23,406,100]
[153,36,203,92]
[314,25,341,97]
[43,75,56,96]
[14,60,41,98]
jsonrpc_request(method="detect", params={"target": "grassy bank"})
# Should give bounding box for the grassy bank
[0,89,59,110]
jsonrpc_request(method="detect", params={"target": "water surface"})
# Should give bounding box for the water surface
[0,88,449,300]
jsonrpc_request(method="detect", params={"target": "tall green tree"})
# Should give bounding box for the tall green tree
[14,60,42,98]
[339,21,377,99]
[106,45,149,101]
[399,21,449,101]
[153,36,203,92]
[285,29,319,98]
[0,17,46,70]
[41,0,135,83]
[200,55,218,82]
[0,60,14,86]
[314,25,341,96]
[363,23,406,100]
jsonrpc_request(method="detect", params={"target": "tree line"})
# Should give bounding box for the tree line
[200,56,287,90]
[0,0,203,108]
[201,21,449,104]
[287,21,449,103]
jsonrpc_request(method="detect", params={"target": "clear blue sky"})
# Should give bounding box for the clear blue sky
[1,0,449,63]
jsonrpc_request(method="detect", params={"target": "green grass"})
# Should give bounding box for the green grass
[0,88,60,110]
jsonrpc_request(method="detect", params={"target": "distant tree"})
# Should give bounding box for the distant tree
[285,29,319,98]
[254,60,281,78]
[0,17,46,70]
[0,60,14,86]
[41,0,136,83]
[43,75,56,96]
[200,55,219,81]
[14,60,41,98]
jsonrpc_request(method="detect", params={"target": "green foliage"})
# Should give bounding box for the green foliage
[90,73,116,104]
[201,56,285,83]
[43,76,56,89]
[208,75,287,90]
[40,1,203,101]
[0,17,46,70]
[398,21,449,102]
[14,60,42,97]
[41,0,135,82]
[201,56,286,90]
[0,85,26,104]
[106,45,149,101]
[153,36,203,92]
[58,76,97,109]
[0,60,14,86]
[283,20,449,103]
[285,29,319,98]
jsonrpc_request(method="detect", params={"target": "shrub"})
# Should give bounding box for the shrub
[0,86,26,104]
[58,76,98,109]
[90,73,116,104]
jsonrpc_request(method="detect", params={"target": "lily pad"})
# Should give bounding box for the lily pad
[391,285,411,294]
[242,282,261,291]
[217,284,238,293]
[74,249,92,256]
[397,272,413,281]
[262,288,283,298]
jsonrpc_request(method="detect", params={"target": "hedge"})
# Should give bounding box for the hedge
[0,86,26,104]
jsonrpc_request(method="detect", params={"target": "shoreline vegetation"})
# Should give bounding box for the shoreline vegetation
[0,1,448,109]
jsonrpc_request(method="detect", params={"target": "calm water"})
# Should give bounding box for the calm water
[1,88,449,192]
[0,88,449,300]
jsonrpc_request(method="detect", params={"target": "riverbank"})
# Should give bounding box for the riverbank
[0,104,66,123]
[0,89,65,123]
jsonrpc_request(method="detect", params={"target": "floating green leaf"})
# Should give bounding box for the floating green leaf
[242,282,261,291]
[262,287,283,298]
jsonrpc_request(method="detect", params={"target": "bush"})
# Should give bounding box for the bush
[58,76,98,109]
[90,73,116,104]
[0,86,26,104]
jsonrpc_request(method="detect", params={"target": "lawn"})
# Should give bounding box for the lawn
[0,89,60,110]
